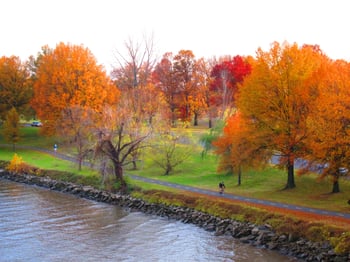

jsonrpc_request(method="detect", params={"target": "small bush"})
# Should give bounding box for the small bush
[112,176,138,193]
[331,232,350,254]
[5,154,38,175]
[0,160,9,169]
[273,218,304,237]
[306,225,330,242]
[37,169,101,188]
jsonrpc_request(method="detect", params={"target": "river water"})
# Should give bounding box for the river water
[0,179,296,262]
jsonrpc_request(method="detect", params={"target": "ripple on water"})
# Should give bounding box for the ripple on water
[0,179,297,262]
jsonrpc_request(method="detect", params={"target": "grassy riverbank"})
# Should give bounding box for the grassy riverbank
[2,126,350,213]
[1,125,350,254]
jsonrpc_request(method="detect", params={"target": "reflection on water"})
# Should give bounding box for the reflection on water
[0,179,296,262]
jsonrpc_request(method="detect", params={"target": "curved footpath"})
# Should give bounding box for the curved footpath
[128,175,350,220]
[2,145,350,220]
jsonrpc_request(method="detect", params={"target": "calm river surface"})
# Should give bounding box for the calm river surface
[0,179,296,262]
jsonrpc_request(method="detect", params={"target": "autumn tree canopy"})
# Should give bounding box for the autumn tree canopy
[238,42,324,189]
[0,56,33,120]
[31,42,119,135]
[153,50,210,126]
[213,111,269,185]
[173,50,197,123]
[152,52,178,125]
[210,55,251,118]
[304,58,350,193]
[188,57,211,126]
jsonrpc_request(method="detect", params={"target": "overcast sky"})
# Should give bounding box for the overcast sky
[1,0,349,72]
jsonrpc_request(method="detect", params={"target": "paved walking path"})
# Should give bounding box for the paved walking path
[2,144,350,220]
[128,174,350,220]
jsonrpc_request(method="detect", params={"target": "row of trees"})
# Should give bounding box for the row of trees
[213,42,350,193]
[2,39,350,193]
[0,39,249,191]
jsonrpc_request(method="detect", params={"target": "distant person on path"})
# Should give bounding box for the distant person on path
[219,182,225,194]
[54,144,58,152]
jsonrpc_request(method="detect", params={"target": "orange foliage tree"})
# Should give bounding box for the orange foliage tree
[0,56,33,119]
[238,42,324,189]
[213,112,269,185]
[304,59,350,193]
[190,58,211,126]
[31,42,119,136]
[173,50,198,124]
[152,52,179,126]
[153,50,209,126]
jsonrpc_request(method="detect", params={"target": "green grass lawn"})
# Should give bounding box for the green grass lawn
[1,125,350,213]
[0,147,97,177]
[2,126,58,147]
[127,149,350,213]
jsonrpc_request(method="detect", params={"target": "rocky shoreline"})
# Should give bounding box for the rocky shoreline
[1,171,349,262]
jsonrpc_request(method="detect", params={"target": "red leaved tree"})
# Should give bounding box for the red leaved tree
[210,55,251,118]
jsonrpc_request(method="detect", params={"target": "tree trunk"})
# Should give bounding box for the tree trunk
[332,179,340,193]
[78,157,82,171]
[100,159,108,185]
[113,161,127,193]
[194,112,198,126]
[131,153,138,170]
[132,161,137,170]
[284,156,296,189]
[171,108,176,127]
[208,118,212,128]
[238,165,241,186]
[164,163,172,175]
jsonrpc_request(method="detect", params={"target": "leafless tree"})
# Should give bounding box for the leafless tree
[111,33,157,90]
[94,105,152,193]
[110,33,158,171]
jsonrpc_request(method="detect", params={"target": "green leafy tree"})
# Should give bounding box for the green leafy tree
[150,130,192,175]
[3,107,21,151]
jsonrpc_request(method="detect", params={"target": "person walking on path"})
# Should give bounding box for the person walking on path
[219,181,225,194]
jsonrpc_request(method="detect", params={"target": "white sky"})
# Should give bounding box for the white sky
[1,0,350,72]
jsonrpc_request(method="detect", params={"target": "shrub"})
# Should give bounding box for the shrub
[306,225,330,242]
[331,232,350,254]
[39,169,100,188]
[0,160,9,169]
[5,154,38,175]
